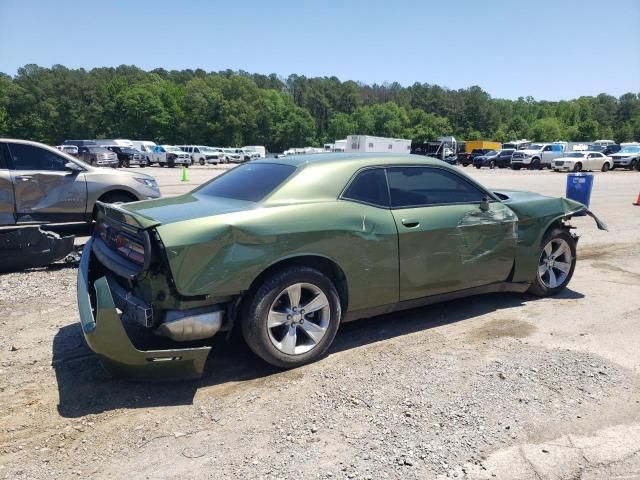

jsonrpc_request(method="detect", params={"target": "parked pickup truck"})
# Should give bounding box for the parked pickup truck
[510,143,565,170]
[0,139,161,271]
[149,145,191,168]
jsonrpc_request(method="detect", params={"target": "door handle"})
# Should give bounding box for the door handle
[401,218,420,228]
[15,175,33,181]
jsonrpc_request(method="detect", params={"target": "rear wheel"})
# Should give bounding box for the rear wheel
[528,228,576,297]
[489,160,496,169]
[573,162,582,172]
[241,267,341,368]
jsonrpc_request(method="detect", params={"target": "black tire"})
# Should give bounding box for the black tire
[573,162,582,172]
[168,158,175,168]
[475,164,481,169]
[527,227,577,297]
[124,158,130,168]
[601,162,610,172]
[529,159,541,170]
[489,160,496,169]
[199,158,205,166]
[512,165,521,170]
[629,159,637,171]
[241,267,342,368]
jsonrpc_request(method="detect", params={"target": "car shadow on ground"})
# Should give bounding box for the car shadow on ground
[53,289,584,418]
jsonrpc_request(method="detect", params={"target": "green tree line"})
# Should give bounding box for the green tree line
[0,64,638,152]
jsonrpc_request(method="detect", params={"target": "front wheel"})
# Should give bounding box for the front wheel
[573,162,582,172]
[529,159,541,170]
[528,228,577,297]
[601,162,610,172]
[241,267,342,368]
[199,158,205,166]
[489,160,496,169]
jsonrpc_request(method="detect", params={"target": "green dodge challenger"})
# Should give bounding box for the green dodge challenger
[77,154,606,379]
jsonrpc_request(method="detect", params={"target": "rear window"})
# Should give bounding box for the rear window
[197,163,296,202]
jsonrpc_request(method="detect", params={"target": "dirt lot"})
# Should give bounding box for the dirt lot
[1,164,639,479]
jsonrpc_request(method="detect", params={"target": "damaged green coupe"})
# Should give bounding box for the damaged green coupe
[77,154,606,379]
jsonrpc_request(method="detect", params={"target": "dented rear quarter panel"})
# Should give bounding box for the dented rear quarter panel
[156,200,400,312]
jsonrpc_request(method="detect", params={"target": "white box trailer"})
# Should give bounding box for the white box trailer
[345,135,411,154]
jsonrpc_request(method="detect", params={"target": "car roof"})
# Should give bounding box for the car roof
[254,153,444,169]
[258,153,492,205]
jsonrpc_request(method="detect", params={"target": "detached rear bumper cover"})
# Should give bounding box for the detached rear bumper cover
[77,238,211,380]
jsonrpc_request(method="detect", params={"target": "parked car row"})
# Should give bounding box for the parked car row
[463,142,640,172]
[57,139,266,168]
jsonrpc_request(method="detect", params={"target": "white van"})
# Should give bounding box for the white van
[242,145,266,158]
[131,140,157,161]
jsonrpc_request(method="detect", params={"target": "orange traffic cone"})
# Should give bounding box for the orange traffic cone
[634,192,640,206]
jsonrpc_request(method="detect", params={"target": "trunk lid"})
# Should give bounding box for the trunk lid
[97,193,254,229]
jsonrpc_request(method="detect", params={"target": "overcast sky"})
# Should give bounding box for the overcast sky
[0,0,638,100]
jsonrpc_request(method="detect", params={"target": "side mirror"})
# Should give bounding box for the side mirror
[65,162,83,172]
[480,196,490,211]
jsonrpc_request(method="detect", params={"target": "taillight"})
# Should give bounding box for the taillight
[115,233,145,264]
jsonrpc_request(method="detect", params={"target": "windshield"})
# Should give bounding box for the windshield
[565,152,586,158]
[587,145,604,151]
[88,147,110,153]
[165,146,182,152]
[484,150,497,156]
[620,146,640,153]
[197,163,296,202]
[528,144,544,150]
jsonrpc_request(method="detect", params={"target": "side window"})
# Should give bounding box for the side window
[543,146,552,152]
[0,143,8,169]
[7,143,68,171]
[342,168,389,207]
[386,167,485,208]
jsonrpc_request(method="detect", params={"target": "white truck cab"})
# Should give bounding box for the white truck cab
[510,143,565,170]
[149,145,191,168]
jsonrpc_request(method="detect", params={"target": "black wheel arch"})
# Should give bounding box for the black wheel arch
[246,255,349,313]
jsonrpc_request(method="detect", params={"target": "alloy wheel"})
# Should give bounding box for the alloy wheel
[537,238,573,289]
[267,282,331,355]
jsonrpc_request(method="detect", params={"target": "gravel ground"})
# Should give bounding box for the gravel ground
[1,166,640,479]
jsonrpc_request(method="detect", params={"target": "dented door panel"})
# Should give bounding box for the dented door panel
[11,170,88,223]
[392,202,518,301]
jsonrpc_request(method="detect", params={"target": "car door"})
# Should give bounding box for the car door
[540,145,554,165]
[0,143,16,225]
[589,153,603,170]
[6,142,88,223]
[387,166,518,301]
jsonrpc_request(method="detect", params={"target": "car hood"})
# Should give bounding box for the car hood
[515,149,542,155]
[611,152,638,157]
[113,193,255,228]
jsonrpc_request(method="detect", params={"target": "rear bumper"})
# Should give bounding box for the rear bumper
[76,238,211,380]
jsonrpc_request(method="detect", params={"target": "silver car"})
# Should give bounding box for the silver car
[0,138,161,226]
